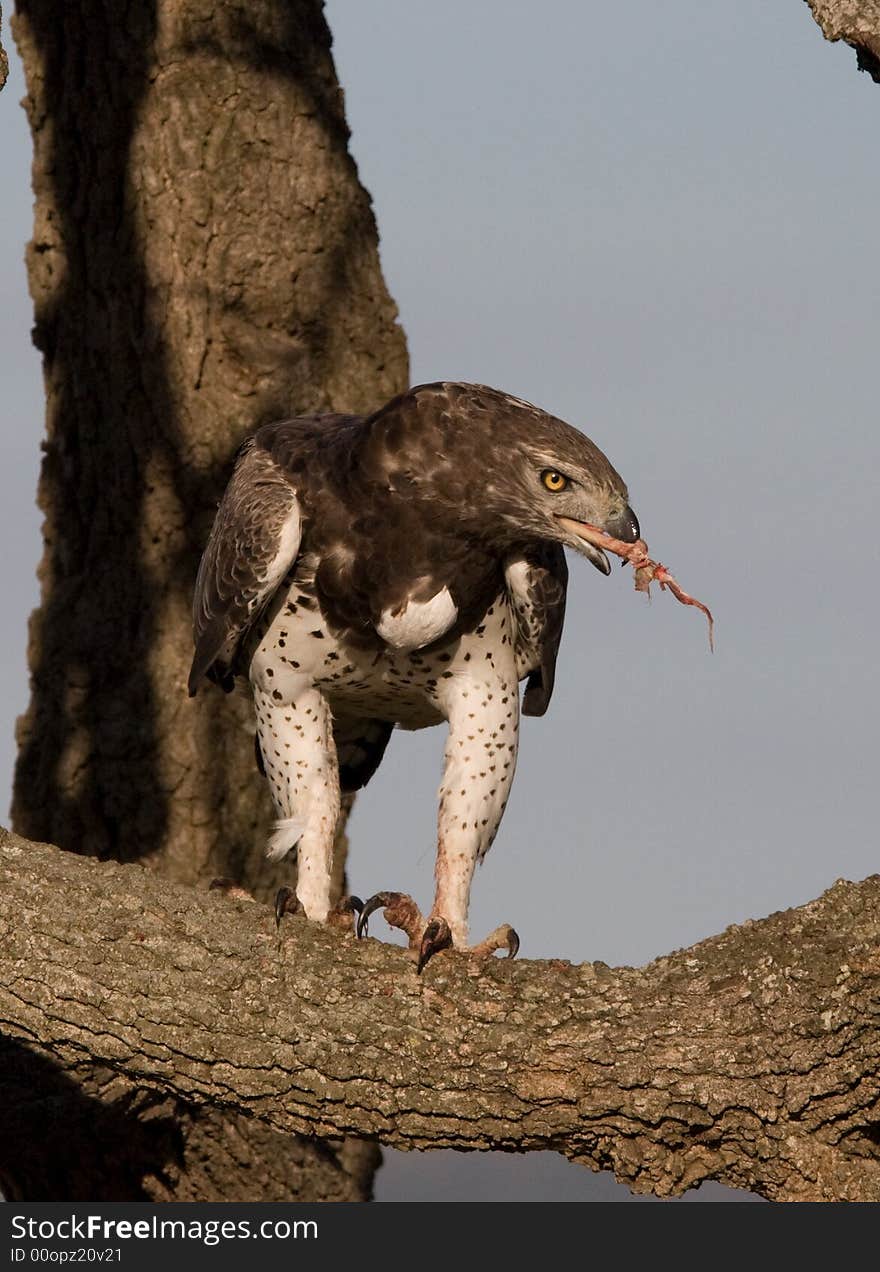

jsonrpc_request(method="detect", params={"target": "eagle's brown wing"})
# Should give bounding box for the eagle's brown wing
[189,439,302,695]
[505,543,569,717]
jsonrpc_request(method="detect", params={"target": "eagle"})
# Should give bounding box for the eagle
[189,382,640,968]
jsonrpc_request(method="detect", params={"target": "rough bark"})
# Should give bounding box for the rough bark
[9,0,407,1201]
[2,830,879,1203]
[805,0,880,80]
[11,0,407,884]
[1,6,8,92]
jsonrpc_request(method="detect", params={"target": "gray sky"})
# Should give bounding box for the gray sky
[1,1,876,1202]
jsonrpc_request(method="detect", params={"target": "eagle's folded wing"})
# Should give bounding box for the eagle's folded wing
[189,441,302,695]
[505,544,568,717]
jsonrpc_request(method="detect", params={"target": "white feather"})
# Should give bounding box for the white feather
[262,501,302,596]
[266,816,306,861]
[376,584,458,652]
[503,556,531,604]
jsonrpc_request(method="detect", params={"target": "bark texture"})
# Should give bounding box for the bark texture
[1,6,8,92]
[11,0,407,883]
[806,0,880,80]
[2,830,879,1203]
[9,0,407,1201]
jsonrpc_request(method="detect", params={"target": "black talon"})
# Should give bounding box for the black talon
[417,917,452,975]
[274,886,297,928]
[327,894,365,932]
[506,928,520,959]
[356,891,393,939]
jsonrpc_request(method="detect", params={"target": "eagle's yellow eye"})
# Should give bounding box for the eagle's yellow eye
[541,469,568,493]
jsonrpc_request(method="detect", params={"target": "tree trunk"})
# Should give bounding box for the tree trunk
[9,0,407,1200]
[2,831,879,1202]
[805,0,880,80]
[1,5,9,92]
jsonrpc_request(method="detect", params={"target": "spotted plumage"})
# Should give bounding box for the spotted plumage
[190,382,639,957]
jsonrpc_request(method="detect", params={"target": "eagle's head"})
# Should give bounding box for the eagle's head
[367,381,640,573]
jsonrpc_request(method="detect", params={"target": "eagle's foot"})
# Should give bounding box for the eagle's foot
[357,892,518,972]
[469,923,520,960]
[275,887,363,932]
[356,892,451,972]
[274,885,301,927]
[327,894,364,934]
[357,891,427,946]
[416,916,454,972]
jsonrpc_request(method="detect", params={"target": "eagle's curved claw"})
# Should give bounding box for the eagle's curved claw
[470,923,520,960]
[274,885,300,928]
[276,890,362,932]
[327,894,364,933]
[357,892,518,971]
[417,916,453,974]
[357,891,424,942]
[357,891,392,939]
[357,892,450,972]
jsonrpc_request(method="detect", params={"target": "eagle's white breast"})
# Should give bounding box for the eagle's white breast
[376,584,458,652]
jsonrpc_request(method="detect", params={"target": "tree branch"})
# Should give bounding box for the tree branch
[1,827,878,1201]
[805,0,880,81]
[0,5,8,94]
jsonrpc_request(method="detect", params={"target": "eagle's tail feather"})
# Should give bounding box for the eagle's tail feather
[266,816,306,861]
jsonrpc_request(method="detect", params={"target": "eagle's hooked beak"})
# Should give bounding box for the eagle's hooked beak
[568,533,612,575]
[555,505,640,576]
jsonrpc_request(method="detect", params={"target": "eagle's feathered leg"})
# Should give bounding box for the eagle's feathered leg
[253,682,341,923]
[431,676,519,943]
[357,645,521,970]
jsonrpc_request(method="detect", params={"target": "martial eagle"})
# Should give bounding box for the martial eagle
[190,382,640,968]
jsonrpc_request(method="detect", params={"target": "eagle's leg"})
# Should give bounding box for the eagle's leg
[254,683,341,924]
[429,673,520,947]
[358,660,521,969]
